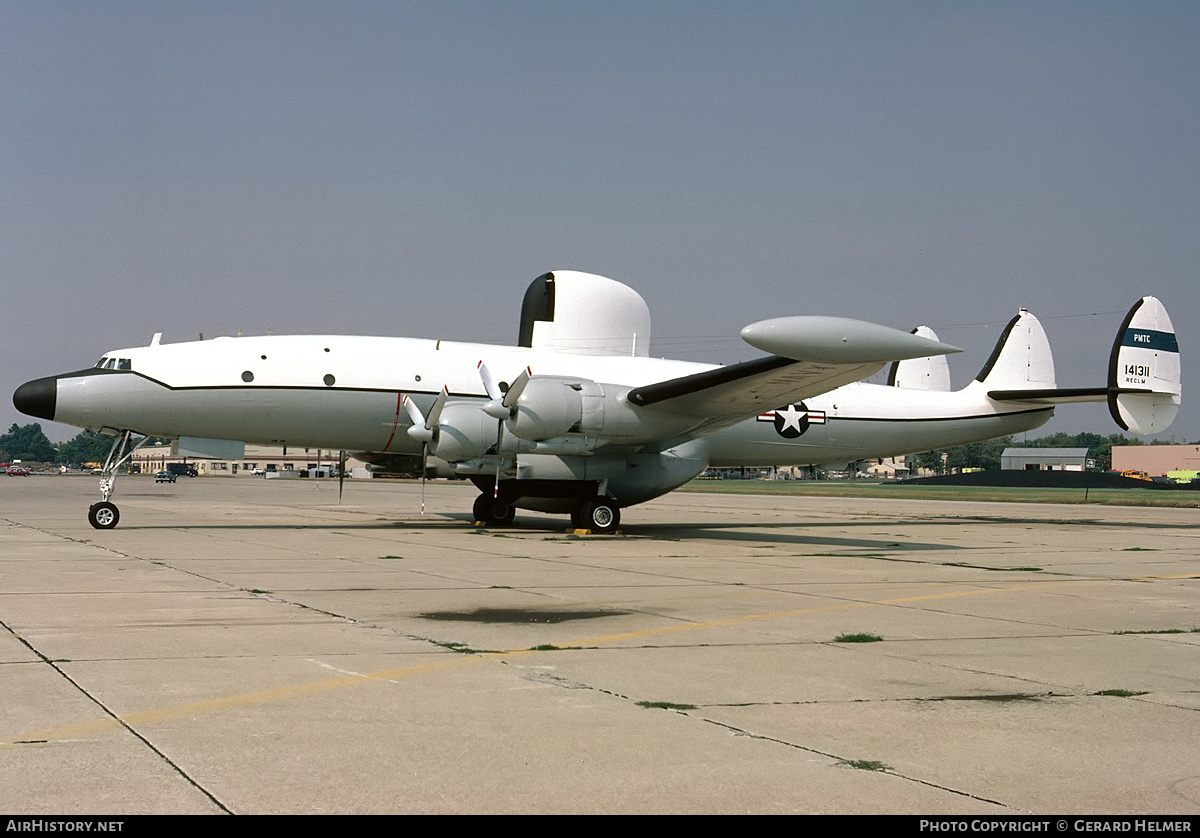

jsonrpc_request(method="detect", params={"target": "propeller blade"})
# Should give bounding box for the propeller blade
[420,442,428,515]
[401,394,424,425]
[477,361,510,420]
[402,395,434,443]
[401,394,434,514]
[426,387,448,429]
[502,366,532,408]
[494,420,504,499]
[477,360,502,400]
[338,450,346,501]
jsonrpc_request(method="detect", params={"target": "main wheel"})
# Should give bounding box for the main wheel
[472,493,516,526]
[570,505,588,530]
[579,498,620,534]
[88,502,120,530]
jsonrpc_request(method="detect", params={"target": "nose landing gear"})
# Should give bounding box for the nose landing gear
[87,430,151,529]
[88,501,120,529]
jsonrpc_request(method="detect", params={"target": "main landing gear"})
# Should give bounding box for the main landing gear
[470,491,621,534]
[472,493,516,526]
[87,430,151,529]
[571,497,621,535]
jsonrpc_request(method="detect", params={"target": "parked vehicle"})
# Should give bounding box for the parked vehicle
[166,463,199,478]
[154,470,176,483]
[7,467,30,476]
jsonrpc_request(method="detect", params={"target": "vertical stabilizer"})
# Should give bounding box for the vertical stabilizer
[974,310,1056,390]
[887,326,952,390]
[1108,296,1180,434]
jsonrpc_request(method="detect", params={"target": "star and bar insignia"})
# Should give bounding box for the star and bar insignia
[756,403,827,438]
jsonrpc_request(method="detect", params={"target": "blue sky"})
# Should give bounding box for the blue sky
[4,1,1197,442]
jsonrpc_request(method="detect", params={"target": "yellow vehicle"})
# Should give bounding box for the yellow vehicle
[1114,470,1152,481]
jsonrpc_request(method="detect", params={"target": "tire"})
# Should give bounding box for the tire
[570,505,588,530]
[88,502,120,530]
[472,494,515,526]
[580,498,620,534]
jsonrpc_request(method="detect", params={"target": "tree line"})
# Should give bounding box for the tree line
[0,423,167,465]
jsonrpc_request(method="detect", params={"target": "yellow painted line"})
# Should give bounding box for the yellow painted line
[2,656,480,749]
[555,577,1125,648]
[3,572,1189,748]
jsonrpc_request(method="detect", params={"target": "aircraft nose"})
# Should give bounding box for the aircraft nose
[13,376,58,421]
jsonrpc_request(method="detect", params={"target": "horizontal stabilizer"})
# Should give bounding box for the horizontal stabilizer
[987,387,1108,405]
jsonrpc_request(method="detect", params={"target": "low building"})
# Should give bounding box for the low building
[132,443,366,477]
[1111,444,1200,477]
[862,459,910,479]
[1001,448,1089,471]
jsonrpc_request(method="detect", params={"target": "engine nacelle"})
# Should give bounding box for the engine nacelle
[507,377,586,440]
[435,375,700,463]
[506,376,665,443]
[431,402,497,462]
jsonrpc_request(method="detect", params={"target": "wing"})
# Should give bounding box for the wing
[627,316,960,436]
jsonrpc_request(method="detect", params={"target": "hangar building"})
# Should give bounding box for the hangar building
[1000,448,1089,471]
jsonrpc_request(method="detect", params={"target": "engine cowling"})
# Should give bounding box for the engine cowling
[506,375,684,445]
[431,402,497,462]
[507,377,588,441]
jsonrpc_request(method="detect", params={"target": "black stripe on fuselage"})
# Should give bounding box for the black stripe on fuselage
[57,369,477,398]
[818,406,1054,424]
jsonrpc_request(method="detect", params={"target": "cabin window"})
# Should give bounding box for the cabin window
[95,357,108,368]
[104,358,117,369]
[117,359,131,370]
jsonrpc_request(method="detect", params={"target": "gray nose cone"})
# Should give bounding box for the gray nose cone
[13,376,58,421]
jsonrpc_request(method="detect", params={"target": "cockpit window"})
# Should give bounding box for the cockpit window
[96,358,131,370]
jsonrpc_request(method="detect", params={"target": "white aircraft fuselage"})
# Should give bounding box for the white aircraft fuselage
[12,271,1180,531]
[42,334,1053,465]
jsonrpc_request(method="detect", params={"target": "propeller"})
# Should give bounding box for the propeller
[477,362,532,498]
[399,367,531,512]
[402,389,447,514]
[338,449,346,501]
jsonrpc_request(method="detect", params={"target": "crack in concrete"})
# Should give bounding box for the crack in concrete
[0,615,232,814]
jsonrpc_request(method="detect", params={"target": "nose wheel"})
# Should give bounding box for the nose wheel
[88,502,120,529]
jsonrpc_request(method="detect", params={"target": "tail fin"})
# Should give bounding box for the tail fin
[888,326,952,390]
[1107,296,1180,434]
[974,309,1056,390]
[985,297,1181,436]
